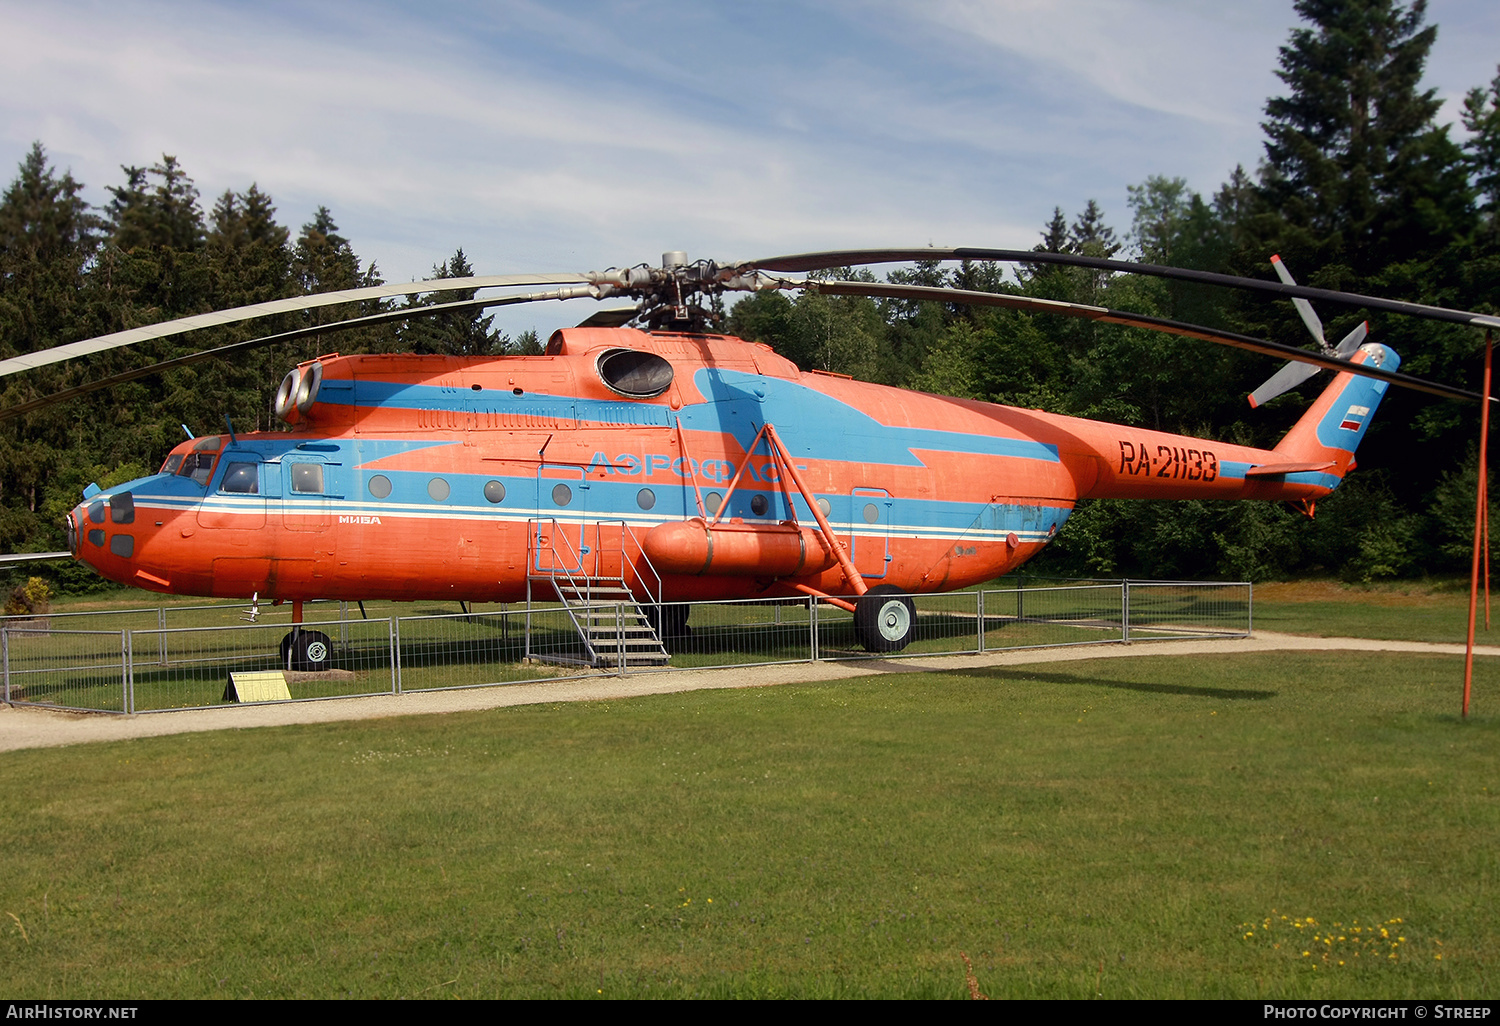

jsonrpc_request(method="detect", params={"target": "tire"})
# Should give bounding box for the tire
[854,585,915,652]
[281,628,334,672]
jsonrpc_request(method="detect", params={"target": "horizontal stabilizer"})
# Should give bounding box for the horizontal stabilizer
[1244,461,1336,477]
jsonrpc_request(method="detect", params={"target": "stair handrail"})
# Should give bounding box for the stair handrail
[593,519,663,608]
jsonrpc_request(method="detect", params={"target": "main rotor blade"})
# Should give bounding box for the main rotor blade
[0,286,599,423]
[0,551,70,565]
[0,273,590,380]
[809,279,1486,403]
[1269,254,1325,347]
[575,307,639,329]
[743,249,1500,331]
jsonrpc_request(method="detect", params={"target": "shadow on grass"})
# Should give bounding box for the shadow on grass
[954,665,1278,701]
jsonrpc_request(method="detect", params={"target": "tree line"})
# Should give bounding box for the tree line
[2,0,1498,591]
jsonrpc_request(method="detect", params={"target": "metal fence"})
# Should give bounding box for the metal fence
[1,580,1250,714]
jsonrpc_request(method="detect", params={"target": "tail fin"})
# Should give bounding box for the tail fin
[1258,343,1398,491]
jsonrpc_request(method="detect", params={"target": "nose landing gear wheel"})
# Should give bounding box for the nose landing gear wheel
[854,585,915,652]
[281,627,333,672]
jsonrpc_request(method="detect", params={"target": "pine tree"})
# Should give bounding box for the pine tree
[1255,0,1472,277]
[0,144,104,564]
[100,156,210,319]
[1463,68,1500,239]
[401,248,506,356]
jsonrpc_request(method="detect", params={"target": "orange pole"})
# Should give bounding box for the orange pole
[673,416,708,521]
[1485,455,1491,629]
[764,424,868,598]
[710,422,771,526]
[1463,330,1492,719]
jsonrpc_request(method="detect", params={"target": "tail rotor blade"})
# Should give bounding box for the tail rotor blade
[1270,254,1325,347]
[1247,360,1321,408]
[1333,321,1369,359]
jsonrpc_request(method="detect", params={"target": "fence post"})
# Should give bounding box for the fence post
[1017,579,1024,624]
[1122,580,1131,643]
[158,606,167,667]
[809,596,818,662]
[977,589,985,653]
[121,630,131,714]
[1245,582,1254,636]
[2,628,8,704]
[617,602,627,678]
[391,616,401,694]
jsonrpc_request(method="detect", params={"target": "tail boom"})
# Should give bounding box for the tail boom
[1076,344,1397,503]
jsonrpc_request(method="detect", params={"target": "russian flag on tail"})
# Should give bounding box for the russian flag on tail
[1339,404,1371,431]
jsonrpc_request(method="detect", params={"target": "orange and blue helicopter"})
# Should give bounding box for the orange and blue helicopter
[2,247,1495,663]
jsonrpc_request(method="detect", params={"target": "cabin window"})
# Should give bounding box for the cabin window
[863,503,879,524]
[109,534,134,558]
[816,497,831,517]
[636,488,655,511]
[109,492,134,524]
[179,451,217,487]
[88,501,105,524]
[161,454,183,475]
[705,492,723,515]
[551,483,572,506]
[87,529,104,547]
[220,463,259,494]
[484,480,506,503]
[596,348,674,399]
[751,494,769,516]
[368,475,392,499]
[290,463,324,494]
[428,478,450,501]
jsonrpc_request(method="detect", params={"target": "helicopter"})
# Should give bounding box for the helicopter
[3,247,1495,666]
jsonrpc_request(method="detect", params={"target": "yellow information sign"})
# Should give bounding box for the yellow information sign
[224,670,293,703]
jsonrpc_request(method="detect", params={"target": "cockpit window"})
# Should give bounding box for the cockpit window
[178,451,218,487]
[161,454,183,475]
[220,462,259,494]
[290,463,324,494]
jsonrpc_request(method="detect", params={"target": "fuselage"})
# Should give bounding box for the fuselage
[67,327,1389,603]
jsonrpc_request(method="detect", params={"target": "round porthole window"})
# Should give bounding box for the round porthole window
[552,483,573,506]
[596,348,674,399]
[705,491,723,515]
[428,478,450,501]
[368,475,392,499]
[484,480,506,503]
[817,497,831,517]
[863,503,879,524]
[751,494,769,516]
[637,488,656,511]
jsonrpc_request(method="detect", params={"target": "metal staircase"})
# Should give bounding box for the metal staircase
[550,581,670,668]
[527,518,669,669]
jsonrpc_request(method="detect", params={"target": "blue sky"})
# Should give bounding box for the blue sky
[2,1,1497,338]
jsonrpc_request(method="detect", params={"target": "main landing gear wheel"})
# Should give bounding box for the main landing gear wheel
[281,628,333,672]
[854,585,916,653]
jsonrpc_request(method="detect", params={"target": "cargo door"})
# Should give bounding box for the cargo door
[532,464,589,575]
[851,487,892,579]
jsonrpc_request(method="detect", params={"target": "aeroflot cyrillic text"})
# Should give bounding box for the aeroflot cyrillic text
[588,453,806,482]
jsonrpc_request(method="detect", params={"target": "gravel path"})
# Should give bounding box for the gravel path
[2,631,1493,753]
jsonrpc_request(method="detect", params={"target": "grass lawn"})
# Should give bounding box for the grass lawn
[0,650,1495,998]
[1250,579,1490,644]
